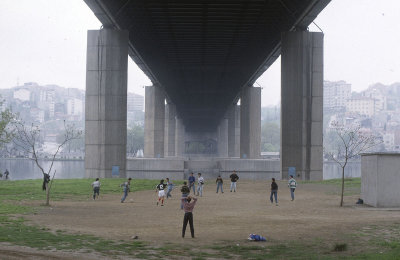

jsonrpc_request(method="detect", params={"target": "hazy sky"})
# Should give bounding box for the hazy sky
[0,0,399,106]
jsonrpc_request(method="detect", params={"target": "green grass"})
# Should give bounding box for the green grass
[1,178,400,259]
[0,178,182,202]
[302,177,361,187]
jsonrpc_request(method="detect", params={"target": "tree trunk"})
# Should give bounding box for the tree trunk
[45,182,50,206]
[340,166,345,207]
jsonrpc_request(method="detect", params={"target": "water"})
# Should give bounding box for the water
[0,158,84,180]
[0,158,361,180]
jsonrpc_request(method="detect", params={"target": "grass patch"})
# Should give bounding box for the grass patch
[0,178,184,203]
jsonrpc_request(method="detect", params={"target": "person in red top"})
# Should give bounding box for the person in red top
[181,196,198,238]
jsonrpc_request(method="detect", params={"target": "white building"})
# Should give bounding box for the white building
[382,132,395,151]
[363,88,387,112]
[324,81,351,110]
[346,97,375,117]
[13,88,31,101]
[67,98,83,120]
[127,93,144,112]
[30,108,45,123]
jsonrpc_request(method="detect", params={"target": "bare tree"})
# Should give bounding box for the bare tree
[325,122,380,207]
[12,120,82,206]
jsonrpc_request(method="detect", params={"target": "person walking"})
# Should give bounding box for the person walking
[196,173,204,197]
[229,170,239,192]
[180,181,190,209]
[270,178,278,205]
[288,175,297,201]
[4,169,9,180]
[181,196,198,238]
[188,172,196,194]
[156,179,167,206]
[120,178,132,203]
[166,178,174,198]
[91,178,101,200]
[216,175,224,193]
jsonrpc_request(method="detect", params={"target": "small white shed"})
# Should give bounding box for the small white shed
[361,153,400,207]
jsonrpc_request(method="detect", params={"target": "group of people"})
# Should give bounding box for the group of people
[89,172,298,239]
[269,175,297,206]
[187,171,240,196]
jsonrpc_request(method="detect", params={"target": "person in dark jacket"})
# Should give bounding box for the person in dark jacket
[270,178,278,206]
[229,171,239,192]
[216,175,224,193]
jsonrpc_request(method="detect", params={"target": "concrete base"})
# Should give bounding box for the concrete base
[361,153,400,208]
[124,158,280,181]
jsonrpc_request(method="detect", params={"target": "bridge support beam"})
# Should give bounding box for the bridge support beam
[240,87,261,159]
[175,117,185,157]
[281,31,323,181]
[227,104,240,157]
[85,29,128,178]
[218,117,229,157]
[164,103,176,157]
[144,86,165,158]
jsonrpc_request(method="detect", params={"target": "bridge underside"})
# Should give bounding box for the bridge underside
[84,0,329,180]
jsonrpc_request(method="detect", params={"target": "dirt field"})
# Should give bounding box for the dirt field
[26,180,400,247]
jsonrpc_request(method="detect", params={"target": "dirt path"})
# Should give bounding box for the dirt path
[25,180,400,246]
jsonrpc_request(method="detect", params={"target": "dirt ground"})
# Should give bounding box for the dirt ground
[24,180,400,247]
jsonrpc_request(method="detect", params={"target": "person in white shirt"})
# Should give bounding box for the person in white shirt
[288,175,297,201]
[91,178,101,200]
[196,173,205,197]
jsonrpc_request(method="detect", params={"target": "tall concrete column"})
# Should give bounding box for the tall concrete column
[175,117,185,157]
[281,31,323,181]
[164,103,176,157]
[218,117,229,157]
[85,29,128,178]
[240,87,261,159]
[144,86,165,158]
[227,104,240,157]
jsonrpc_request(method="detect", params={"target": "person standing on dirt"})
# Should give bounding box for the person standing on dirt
[180,181,190,209]
[196,173,204,197]
[156,179,167,206]
[4,169,9,180]
[181,195,198,238]
[288,175,297,201]
[270,178,278,206]
[216,175,224,193]
[188,172,196,194]
[120,178,132,203]
[91,178,101,200]
[166,177,174,198]
[230,170,239,192]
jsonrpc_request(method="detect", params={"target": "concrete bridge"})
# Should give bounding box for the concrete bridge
[84,0,330,180]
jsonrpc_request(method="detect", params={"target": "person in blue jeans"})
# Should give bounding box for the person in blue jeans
[188,172,196,194]
[120,178,132,203]
[288,175,297,201]
[270,178,278,206]
[166,178,174,198]
[216,175,224,193]
[180,181,190,209]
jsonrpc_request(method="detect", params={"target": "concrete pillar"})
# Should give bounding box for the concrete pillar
[175,117,185,157]
[240,87,261,159]
[281,31,323,181]
[227,104,240,157]
[218,118,229,157]
[85,29,128,178]
[144,86,165,158]
[164,103,176,157]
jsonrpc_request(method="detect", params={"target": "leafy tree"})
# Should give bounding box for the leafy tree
[127,125,144,157]
[261,122,280,152]
[325,122,380,207]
